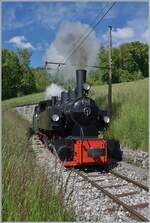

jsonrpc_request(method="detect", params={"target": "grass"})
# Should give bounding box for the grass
[93,78,148,151]
[2,110,73,221]
[2,78,148,151]
[2,92,44,110]
[2,78,148,220]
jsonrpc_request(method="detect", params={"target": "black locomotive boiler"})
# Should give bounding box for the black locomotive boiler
[32,69,122,166]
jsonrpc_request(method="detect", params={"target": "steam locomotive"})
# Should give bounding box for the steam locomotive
[32,69,122,167]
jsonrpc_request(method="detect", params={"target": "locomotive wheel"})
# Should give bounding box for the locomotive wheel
[57,146,67,161]
[107,139,123,161]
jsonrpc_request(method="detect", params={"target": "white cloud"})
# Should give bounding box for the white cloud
[112,27,134,39]
[33,4,67,30]
[102,27,135,46]
[102,22,148,47]
[101,3,148,47]
[3,7,15,30]
[126,17,148,44]
[141,29,149,42]
[3,2,116,31]
[9,36,34,49]
[36,41,50,51]
[3,6,34,30]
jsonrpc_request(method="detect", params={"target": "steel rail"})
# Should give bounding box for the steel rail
[110,170,149,192]
[33,136,148,222]
[75,170,148,222]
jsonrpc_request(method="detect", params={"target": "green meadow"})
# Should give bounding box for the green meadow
[2,78,148,220]
[93,78,148,151]
[3,78,148,151]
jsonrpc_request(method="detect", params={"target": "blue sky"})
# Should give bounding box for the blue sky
[2,1,148,68]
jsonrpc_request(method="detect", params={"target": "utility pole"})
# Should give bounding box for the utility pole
[108,26,112,117]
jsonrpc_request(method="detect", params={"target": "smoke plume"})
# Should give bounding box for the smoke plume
[44,21,99,80]
[45,83,65,100]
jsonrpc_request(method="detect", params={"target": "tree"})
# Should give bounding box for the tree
[2,49,21,99]
[16,49,36,95]
[32,67,51,92]
[87,69,103,85]
[98,45,109,83]
[127,41,148,77]
[97,41,148,84]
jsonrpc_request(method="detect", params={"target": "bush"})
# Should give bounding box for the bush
[2,49,21,100]
[119,69,143,82]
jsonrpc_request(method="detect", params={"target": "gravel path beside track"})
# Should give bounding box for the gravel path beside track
[15,105,149,221]
[30,135,149,222]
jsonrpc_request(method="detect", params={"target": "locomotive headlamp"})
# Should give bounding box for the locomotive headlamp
[82,83,91,91]
[104,116,110,124]
[52,114,60,122]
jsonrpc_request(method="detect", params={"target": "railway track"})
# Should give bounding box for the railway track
[32,135,149,222]
[73,169,148,222]
[110,170,148,191]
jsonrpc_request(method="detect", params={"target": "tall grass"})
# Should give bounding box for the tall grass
[94,79,148,151]
[2,111,73,221]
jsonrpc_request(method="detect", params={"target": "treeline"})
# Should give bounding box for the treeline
[2,48,50,100]
[2,41,148,100]
[88,41,148,85]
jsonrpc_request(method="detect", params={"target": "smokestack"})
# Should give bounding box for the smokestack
[76,69,87,97]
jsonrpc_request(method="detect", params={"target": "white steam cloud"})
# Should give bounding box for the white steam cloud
[44,21,99,80]
[45,83,65,100]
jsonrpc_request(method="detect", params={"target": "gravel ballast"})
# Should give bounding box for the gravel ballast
[31,136,149,222]
[15,105,149,222]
